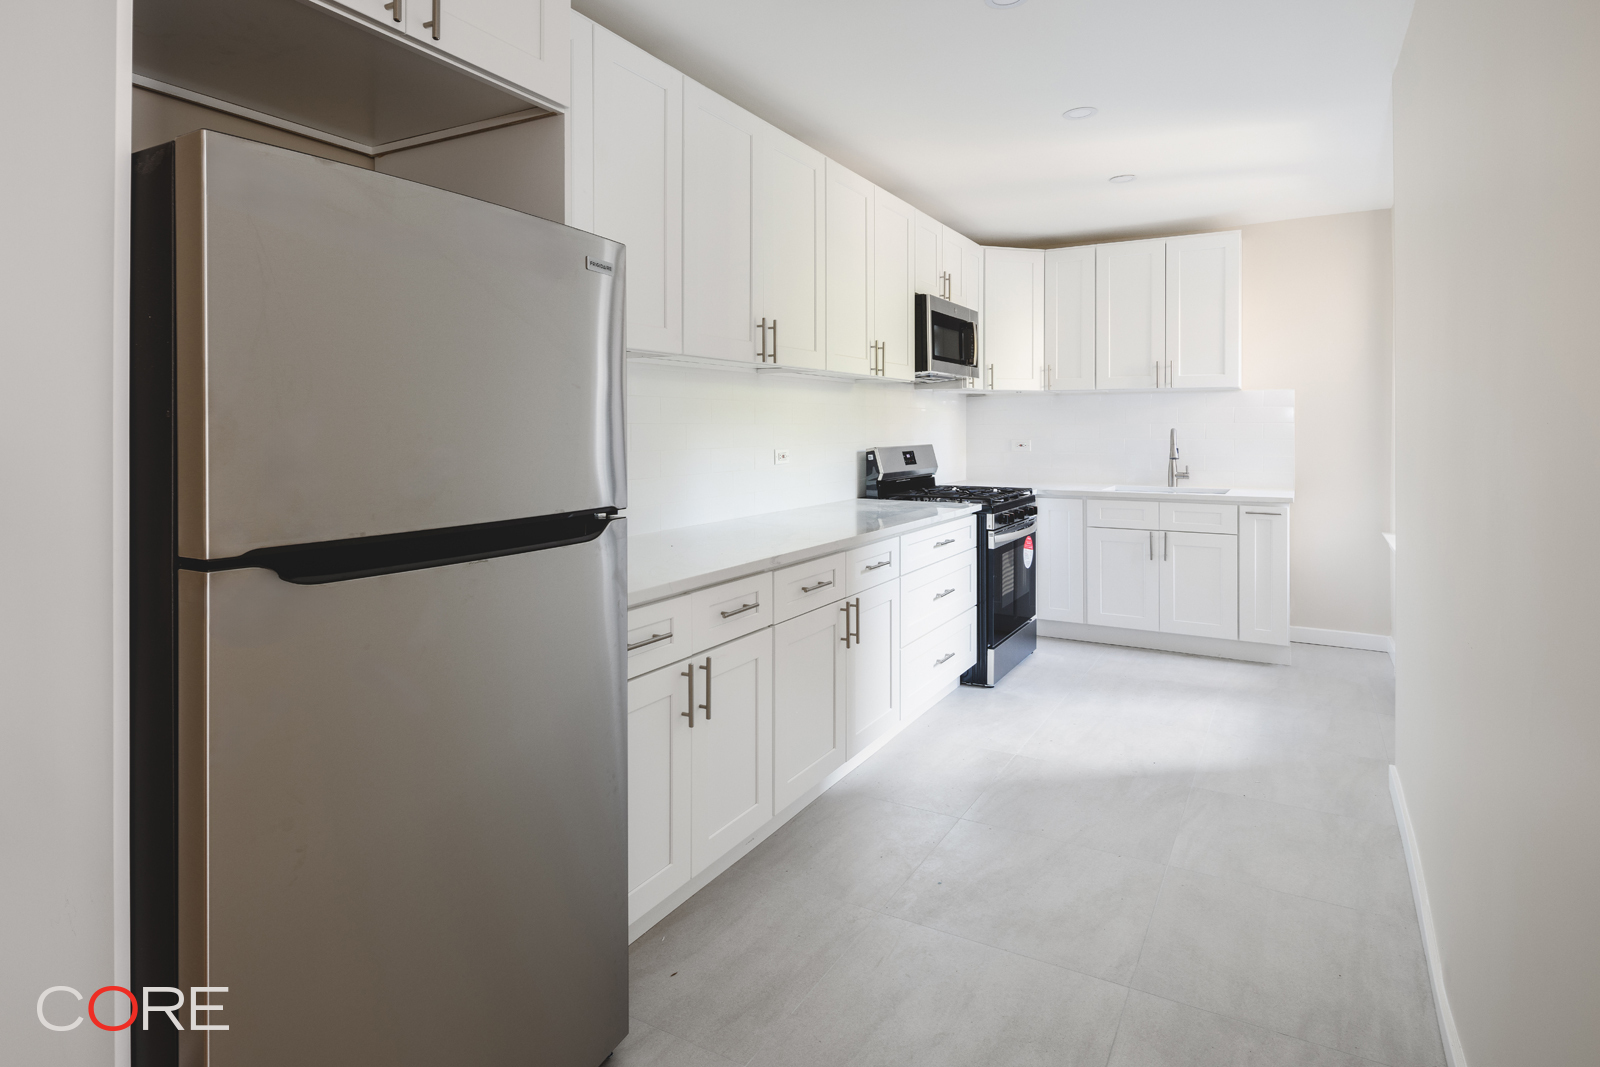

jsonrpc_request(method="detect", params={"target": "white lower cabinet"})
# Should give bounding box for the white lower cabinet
[1087,526,1161,631]
[627,627,775,922]
[845,581,900,757]
[772,601,848,811]
[1036,497,1084,623]
[688,628,774,876]
[1239,507,1291,645]
[626,657,693,924]
[1159,531,1239,639]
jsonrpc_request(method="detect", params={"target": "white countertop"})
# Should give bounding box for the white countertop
[1001,483,1294,506]
[628,499,981,607]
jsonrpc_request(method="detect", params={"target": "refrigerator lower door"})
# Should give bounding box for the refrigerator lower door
[176,521,626,1067]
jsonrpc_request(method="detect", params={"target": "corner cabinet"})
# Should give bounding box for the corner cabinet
[1165,231,1241,388]
[983,247,1045,391]
[1043,245,1096,391]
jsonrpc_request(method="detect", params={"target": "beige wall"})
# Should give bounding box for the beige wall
[2,1,129,1061]
[1393,1,1600,1065]
[1242,210,1394,637]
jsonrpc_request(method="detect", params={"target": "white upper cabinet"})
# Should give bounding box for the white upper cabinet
[958,237,984,312]
[914,210,943,297]
[1043,245,1096,390]
[982,247,1044,391]
[682,80,762,363]
[1096,238,1165,390]
[754,125,827,370]
[825,160,875,377]
[1166,230,1241,388]
[404,0,570,106]
[592,26,681,354]
[872,188,917,381]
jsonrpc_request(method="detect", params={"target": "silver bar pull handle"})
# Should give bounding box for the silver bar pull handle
[933,538,955,548]
[1167,359,1173,386]
[1163,531,1169,561]
[933,588,956,600]
[423,0,440,37]
[851,597,861,645]
[1155,359,1161,387]
[840,601,853,648]
[757,316,768,362]
[800,579,834,593]
[384,0,401,21]
[681,665,695,727]
[934,652,955,666]
[864,560,893,571]
[719,602,759,619]
[1245,510,1283,516]
[1149,530,1154,560]
[771,318,778,363]
[699,657,712,720]
[627,631,673,652]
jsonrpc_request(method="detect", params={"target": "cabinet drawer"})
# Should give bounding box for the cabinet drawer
[901,550,977,645]
[626,594,694,679]
[773,552,848,623]
[902,606,977,704]
[690,572,774,652]
[1160,501,1238,534]
[900,515,977,574]
[1086,497,1161,530]
[845,538,900,594]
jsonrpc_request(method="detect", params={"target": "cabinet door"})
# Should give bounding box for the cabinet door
[846,581,900,757]
[689,628,773,875]
[1086,526,1160,631]
[1036,498,1084,623]
[1238,507,1290,645]
[1160,531,1239,639]
[959,237,984,312]
[408,0,570,107]
[914,210,942,297]
[825,159,874,376]
[1044,245,1096,390]
[683,80,761,363]
[940,225,964,303]
[754,126,827,369]
[872,188,917,380]
[1096,238,1164,389]
[1166,231,1241,388]
[593,27,681,354]
[772,601,848,811]
[627,659,692,924]
[983,247,1044,391]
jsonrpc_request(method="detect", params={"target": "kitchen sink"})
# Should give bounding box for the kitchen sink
[1110,485,1232,494]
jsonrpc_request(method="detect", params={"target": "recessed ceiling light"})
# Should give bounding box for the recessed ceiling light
[984,0,1026,8]
[1062,107,1098,120]
[1109,174,1137,183]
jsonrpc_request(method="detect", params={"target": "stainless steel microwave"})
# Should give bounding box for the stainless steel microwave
[915,294,979,381]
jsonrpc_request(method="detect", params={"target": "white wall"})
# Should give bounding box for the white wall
[1243,210,1394,637]
[1,0,131,1063]
[626,364,966,534]
[965,389,1295,490]
[1392,2,1600,1065]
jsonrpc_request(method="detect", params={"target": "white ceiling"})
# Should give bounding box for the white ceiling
[571,0,1415,245]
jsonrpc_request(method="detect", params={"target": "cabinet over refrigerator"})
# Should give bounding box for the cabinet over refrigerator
[130,132,628,1067]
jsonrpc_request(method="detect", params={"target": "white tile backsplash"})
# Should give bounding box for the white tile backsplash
[625,363,966,534]
[965,390,1294,489]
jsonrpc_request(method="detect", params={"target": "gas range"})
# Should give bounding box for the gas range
[863,445,1037,688]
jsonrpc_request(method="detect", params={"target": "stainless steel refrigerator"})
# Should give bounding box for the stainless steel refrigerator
[130,131,627,1067]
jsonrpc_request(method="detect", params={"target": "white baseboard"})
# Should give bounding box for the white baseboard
[1291,625,1394,655]
[627,677,960,943]
[1038,620,1293,664]
[1390,765,1468,1067]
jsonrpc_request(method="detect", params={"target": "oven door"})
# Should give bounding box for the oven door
[986,521,1037,645]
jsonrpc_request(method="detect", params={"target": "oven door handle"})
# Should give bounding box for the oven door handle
[989,521,1037,549]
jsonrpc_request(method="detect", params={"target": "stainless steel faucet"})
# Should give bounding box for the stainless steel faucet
[1167,428,1190,488]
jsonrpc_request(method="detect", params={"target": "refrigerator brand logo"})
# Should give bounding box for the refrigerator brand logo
[36,986,228,1032]
[585,256,615,275]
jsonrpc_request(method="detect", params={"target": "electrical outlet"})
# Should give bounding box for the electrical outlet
[774,449,790,465]
[1010,440,1033,452]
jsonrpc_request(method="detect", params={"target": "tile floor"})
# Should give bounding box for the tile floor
[616,638,1443,1067]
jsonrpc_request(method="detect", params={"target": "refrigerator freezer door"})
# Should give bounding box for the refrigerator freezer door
[178,521,627,1067]
[173,131,625,559]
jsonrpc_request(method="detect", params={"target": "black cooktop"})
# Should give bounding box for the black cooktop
[880,484,1034,510]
